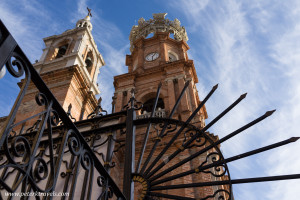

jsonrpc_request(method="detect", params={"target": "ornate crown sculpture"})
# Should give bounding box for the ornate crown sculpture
[129,13,188,52]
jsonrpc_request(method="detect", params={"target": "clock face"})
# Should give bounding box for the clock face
[145,52,159,61]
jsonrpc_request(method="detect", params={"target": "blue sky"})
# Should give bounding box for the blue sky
[1,0,300,199]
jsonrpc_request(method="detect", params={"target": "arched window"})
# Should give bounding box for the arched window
[146,32,154,39]
[55,44,68,59]
[141,98,165,114]
[169,33,175,39]
[168,52,178,62]
[169,53,176,62]
[85,51,94,74]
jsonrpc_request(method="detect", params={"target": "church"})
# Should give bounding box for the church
[0,10,299,200]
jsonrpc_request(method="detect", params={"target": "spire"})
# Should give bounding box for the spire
[76,7,93,31]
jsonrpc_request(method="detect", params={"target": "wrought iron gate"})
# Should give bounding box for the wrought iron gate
[0,20,124,200]
[1,19,300,200]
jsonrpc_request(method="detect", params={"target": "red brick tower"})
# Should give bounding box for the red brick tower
[15,14,104,125]
[112,13,220,199]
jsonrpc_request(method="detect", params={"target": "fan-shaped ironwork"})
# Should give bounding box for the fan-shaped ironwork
[120,77,300,200]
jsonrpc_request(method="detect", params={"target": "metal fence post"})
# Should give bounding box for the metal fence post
[123,95,136,200]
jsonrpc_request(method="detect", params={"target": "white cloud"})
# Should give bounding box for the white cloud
[77,0,89,16]
[0,1,59,62]
[169,0,300,199]
[0,0,52,116]
[261,1,300,199]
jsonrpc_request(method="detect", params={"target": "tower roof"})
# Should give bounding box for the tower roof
[129,13,188,52]
[76,15,93,31]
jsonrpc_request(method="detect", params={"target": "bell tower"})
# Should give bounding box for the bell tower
[112,14,212,198]
[16,13,104,123]
[114,13,207,124]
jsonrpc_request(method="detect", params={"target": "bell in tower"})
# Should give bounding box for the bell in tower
[85,55,93,68]
[55,44,68,58]
[85,51,94,73]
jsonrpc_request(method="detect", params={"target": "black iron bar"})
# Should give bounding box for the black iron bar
[149,109,274,183]
[85,135,96,200]
[104,131,116,172]
[81,165,90,200]
[0,33,16,68]
[0,54,31,148]
[232,174,300,184]
[147,91,245,180]
[223,136,299,164]
[123,97,136,200]
[62,153,76,198]
[140,81,190,174]
[0,167,8,184]
[136,83,162,173]
[10,110,47,128]
[169,81,191,118]
[143,84,218,177]
[44,109,56,194]
[150,136,299,186]
[103,133,116,200]
[87,168,94,200]
[148,192,194,200]
[69,157,82,200]
[151,173,300,191]
[0,178,14,193]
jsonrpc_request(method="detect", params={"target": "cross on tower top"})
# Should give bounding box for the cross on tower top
[87,7,92,17]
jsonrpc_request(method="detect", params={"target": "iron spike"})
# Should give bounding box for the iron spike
[213,83,218,90]
[158,82,162,87]
[240,93,247,99]
[289,137,300,142]
[265,109,276,116]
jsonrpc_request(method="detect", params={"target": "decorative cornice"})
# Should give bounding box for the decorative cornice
[129,13,188,52]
